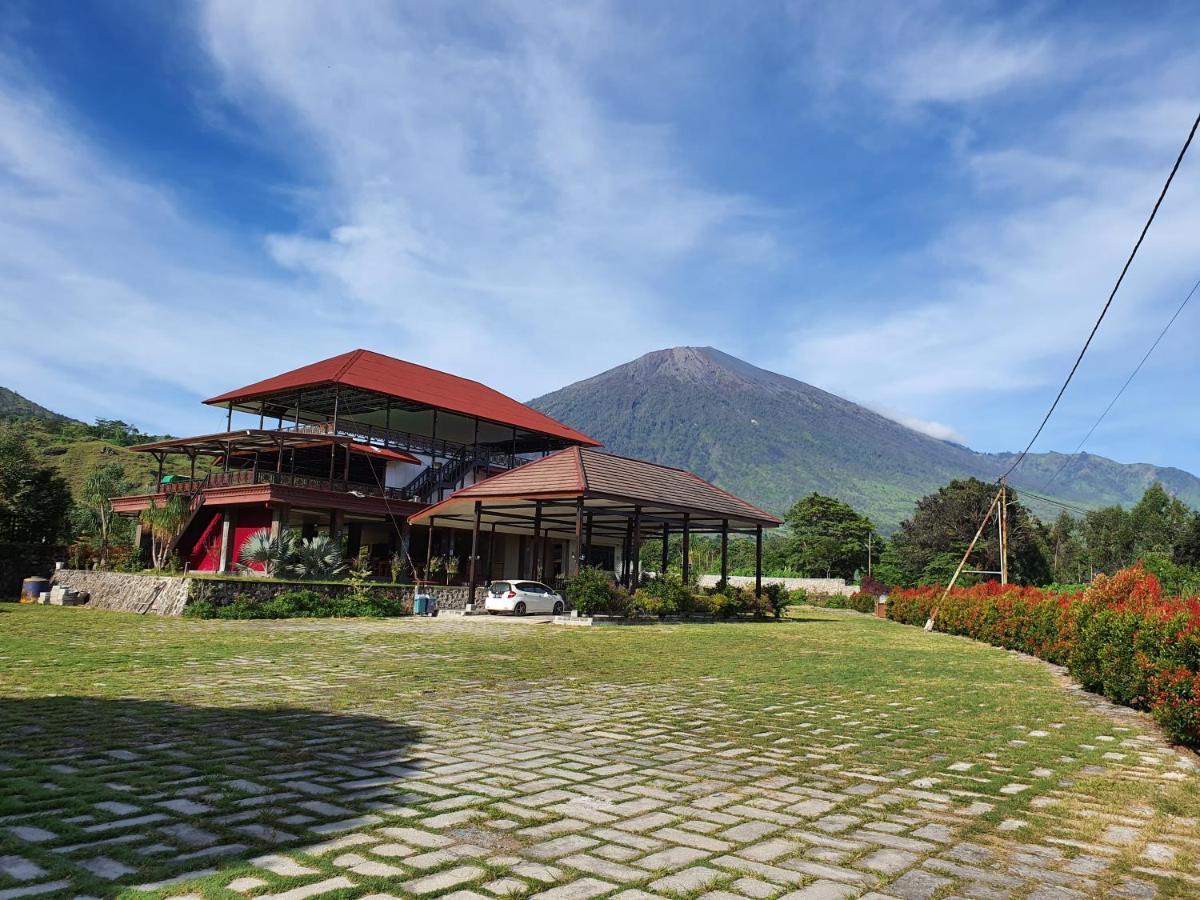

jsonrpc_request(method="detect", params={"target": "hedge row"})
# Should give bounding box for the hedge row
[564,568,796,619]
[185,589,409,619]
[886,564,1200,746]
[807,591,877,614]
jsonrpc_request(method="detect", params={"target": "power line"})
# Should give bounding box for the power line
[1000,109,1200,482]
[1007,486,1092,517]
[1042,273,1200,489]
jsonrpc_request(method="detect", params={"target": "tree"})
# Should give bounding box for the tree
[139,494,188,570]
[1082,505,1133,575]
[887,478,1049,587]
[0,424,71,544]
[1129,482,1190,558]
[1047,511,1086,584]
[1173,512,1200,568]
[75,463,134,562]
[783,493,877,580]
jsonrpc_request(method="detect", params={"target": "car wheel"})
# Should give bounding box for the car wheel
[553,600,564,615]
[514,601,526,616]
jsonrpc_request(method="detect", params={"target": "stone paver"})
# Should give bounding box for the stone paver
[2,615,1198,900]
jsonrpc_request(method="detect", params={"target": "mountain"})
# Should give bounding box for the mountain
[0,387,80,425]
[529,347,1200,532]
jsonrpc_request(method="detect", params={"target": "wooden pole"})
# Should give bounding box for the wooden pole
[226,402,233,431]
[755,524,763,598]
[574,498,584,577]
[929,486,1003,629]
[486,522,496,583]
[425,517,435,580]
[468,501,482,606]
[720,519,729,587]
[1000,482,1009,585]
[531,501,543,580]
[682,513,690,584]
[661,523,669,576]
[631,506,642,587]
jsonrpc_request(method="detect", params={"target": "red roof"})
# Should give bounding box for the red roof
[205,349,600,447]
[410,447,782,527]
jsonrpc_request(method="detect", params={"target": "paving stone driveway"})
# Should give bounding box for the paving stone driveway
[1,617,1198,900]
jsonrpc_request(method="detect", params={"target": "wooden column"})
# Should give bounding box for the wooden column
[682,513,691,584]
[258,402,265,430]
[155,452,164,486]
[226,402,233,431]
[342,440,351,489]
[661,524,669,576]
[270,504,290,540]
[330,509,344,545]
[531,502,543,580]
[755,524,763,598]
[346,523,362,559]
[631,506,642,587]
[486,523,497,582]
[468,501,482,605]
[584,510,594,570]
[573,498,584,576]
[425,518,435,580]
[720,518,729,587]
[621,518,633,587]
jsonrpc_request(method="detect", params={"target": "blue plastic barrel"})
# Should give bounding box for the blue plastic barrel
[413,594,431,615]
[21,577,49,604]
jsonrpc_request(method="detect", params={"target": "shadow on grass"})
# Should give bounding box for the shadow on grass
[0,696,422,897]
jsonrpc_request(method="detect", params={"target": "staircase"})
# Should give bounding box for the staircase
[403,448,527,504]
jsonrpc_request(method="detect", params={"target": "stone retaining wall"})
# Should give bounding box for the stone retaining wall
[49,569,483,616]
[696,574,858,597]
[51,569,191,616]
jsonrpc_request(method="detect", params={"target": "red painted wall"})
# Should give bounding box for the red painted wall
[230,507,273,572]
[184,506,273,572]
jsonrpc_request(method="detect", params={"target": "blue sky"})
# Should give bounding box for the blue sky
[2,1,1198,478]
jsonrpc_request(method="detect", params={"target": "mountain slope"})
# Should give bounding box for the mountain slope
[0,387,80,425]
[530,347,1200,531]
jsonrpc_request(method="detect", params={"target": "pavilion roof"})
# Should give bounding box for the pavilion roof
[203,349,600,447]
[408,447,782,530]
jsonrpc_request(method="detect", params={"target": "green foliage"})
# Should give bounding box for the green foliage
[784,493,876,579]
[185,588,408,619]
[238,529,297,579]
[346,547,374,603]
[139,494,188,570]
[293,535,347,581]
[0,424,72,544]
[564,565,616,615]
[71,462,135,561]
[887,478,1049,587]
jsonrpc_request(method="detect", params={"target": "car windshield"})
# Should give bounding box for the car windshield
[488,582,511,596]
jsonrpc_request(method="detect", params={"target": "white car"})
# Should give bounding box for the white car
[485,580,566,616]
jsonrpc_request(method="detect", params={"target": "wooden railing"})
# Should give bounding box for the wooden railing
[156,470,413,501]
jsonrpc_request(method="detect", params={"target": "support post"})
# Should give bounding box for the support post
[584,510,594,570]
[755,524,763,598]
[720,518,729,587]
[631,506,642,587]
[155,452,164,486]
[682,513,690,584]
[258,402,265,430]
[531,501,543,580]
[486,522,497,583]
[622,519,632,587]
[425,518,435,581]
[329,509,345,546]
[226,402,232,431]
[342,440,351,489]
[573,498,584,576]
[661,524,669,576]
[218,509,235,573]
[468,501,482,606]
[999,482,1009,585]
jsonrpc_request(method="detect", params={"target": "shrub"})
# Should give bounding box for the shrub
[630,589,677,618]
[885,564,1200,746]
[847,591,877,614]
[762,583,794,618]
[184,588,409,619]
[564,566,615,615]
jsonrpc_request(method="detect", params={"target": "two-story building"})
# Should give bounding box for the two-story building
[110,349,781,595]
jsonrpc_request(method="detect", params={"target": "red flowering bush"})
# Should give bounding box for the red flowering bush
[886,564,1200,746]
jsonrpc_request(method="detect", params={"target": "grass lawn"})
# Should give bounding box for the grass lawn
[0,604,1197,899]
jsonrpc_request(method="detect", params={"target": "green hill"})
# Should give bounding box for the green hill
[530,347,1200,532]
[0,387,81,425]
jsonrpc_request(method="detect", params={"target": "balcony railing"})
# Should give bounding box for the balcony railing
[158,470,415,502]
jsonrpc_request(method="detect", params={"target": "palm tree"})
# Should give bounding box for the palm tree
[293,535,346,580]
[140,494,188,570]
[238,528,296,578]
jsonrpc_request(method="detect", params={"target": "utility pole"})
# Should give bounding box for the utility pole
[999,481,1009,585]
[926,485,1004,631]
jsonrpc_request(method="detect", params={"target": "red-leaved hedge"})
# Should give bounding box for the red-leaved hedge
[886,564,1200,746]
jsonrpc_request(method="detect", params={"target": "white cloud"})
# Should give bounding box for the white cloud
[867,404,966,444]
[196,0,769,400]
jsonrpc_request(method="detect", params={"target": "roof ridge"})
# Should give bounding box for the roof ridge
[335,349,365,381]
[572,446,588,493]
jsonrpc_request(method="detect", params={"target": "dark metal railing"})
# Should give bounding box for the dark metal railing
[156,470,413,501]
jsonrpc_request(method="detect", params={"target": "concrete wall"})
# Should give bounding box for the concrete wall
[696,574,858,597]
[49,568,484,616]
